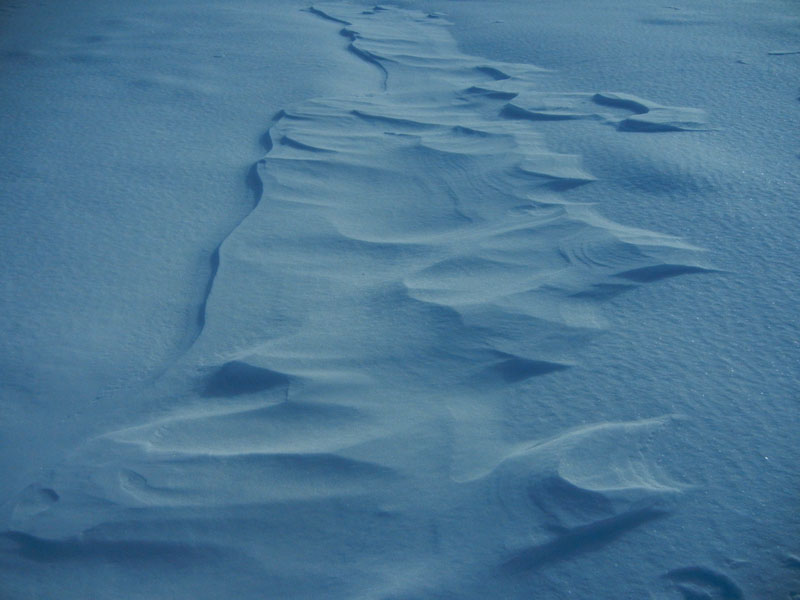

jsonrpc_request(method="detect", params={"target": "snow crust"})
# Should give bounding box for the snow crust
[1,0,798,598]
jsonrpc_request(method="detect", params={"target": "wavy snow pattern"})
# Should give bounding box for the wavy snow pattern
[4,5,712,599]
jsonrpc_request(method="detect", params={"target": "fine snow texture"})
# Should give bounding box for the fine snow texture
[1,1,798,599]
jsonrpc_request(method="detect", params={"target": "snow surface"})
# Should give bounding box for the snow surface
[0,0,798,598]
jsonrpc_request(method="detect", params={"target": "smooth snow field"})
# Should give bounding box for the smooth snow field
[1,0,798,598]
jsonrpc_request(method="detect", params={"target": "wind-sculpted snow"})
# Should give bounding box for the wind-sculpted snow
[3,4,714,599]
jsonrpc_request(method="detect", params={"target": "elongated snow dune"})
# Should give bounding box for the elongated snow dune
[1,2,797,599]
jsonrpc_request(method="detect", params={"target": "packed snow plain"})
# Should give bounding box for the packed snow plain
[1,0,798,598]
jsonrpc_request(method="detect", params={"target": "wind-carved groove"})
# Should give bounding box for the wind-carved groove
[308,6,389,90]
[502,505,669,572]
[340,27,389,91]
[306,5,349,25]
[181,120,279,357]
